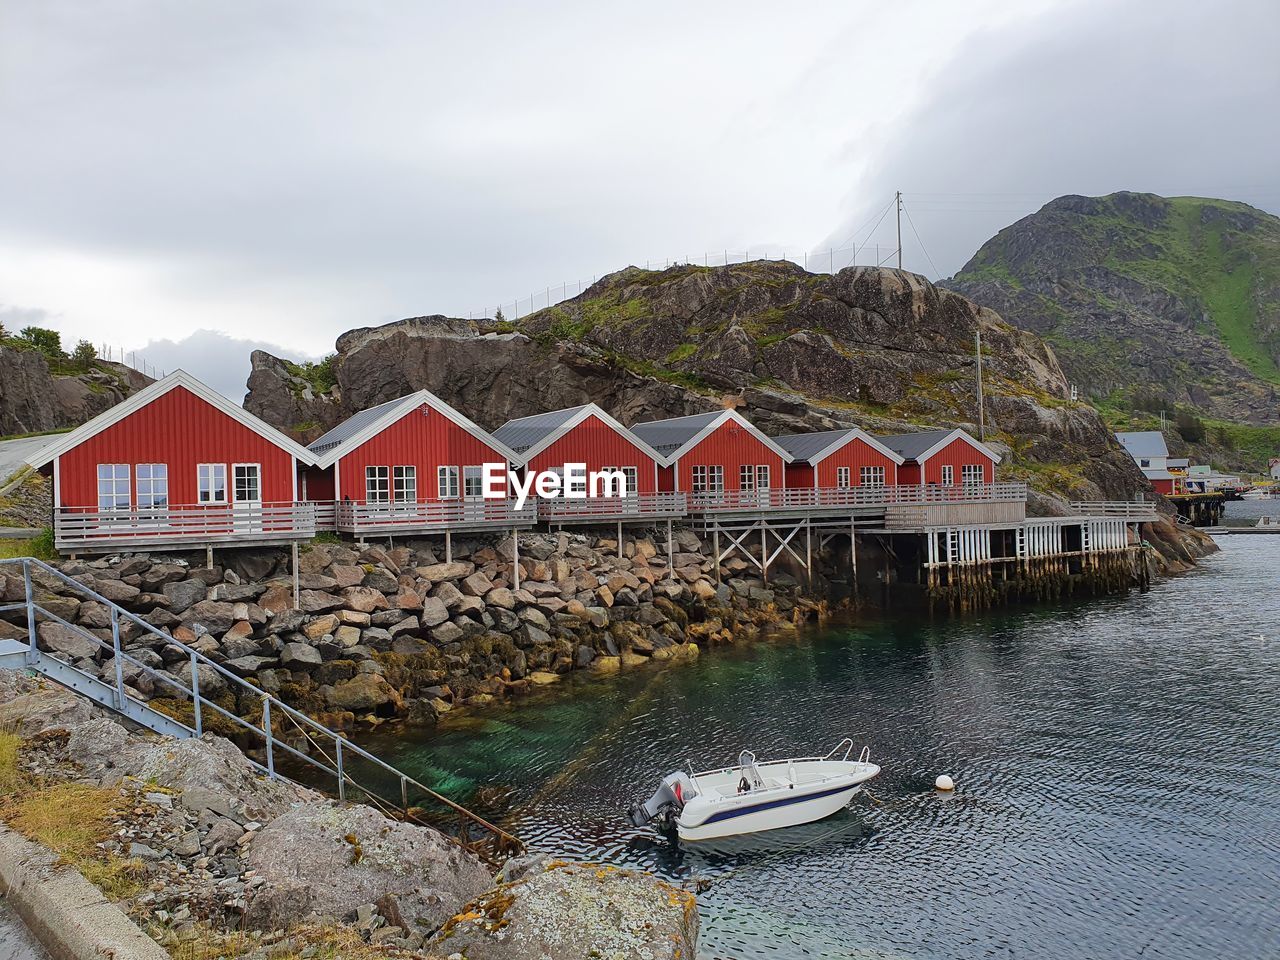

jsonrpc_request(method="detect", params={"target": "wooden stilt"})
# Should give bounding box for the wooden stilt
[713,527,722,584]
[291,541,300,610]
[206,543,213,569]
[617,521,623,559]
[805,520,813,588]
[445,530,452,563]
[666,519,674,581]
[849,519,857,595]
[511,528,520,590]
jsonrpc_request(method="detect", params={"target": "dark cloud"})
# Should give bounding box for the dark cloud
[823,0,1280,278]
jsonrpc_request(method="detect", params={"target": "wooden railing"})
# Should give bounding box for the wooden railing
[335,497,538,533]
[1068,501,1160,521]
[54,502,317,548]
[538,491,687,521]
[688,482,1029,513]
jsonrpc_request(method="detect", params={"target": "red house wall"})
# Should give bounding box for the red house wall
[57,385,296,508]
[674,421,785,492]
[335,404,509,501]
[919,437,996,486]
[784,463,815,488]
[302,466,335,502]
[1150,477,1175,495]
[815,440,899,487]
[525,415,659,494]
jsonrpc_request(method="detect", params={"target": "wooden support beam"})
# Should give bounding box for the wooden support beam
[291,541,300,610]
[511,528,520,590]
[445,530,452,563]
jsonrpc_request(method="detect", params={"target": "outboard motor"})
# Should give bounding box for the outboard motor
[627,770,697,830]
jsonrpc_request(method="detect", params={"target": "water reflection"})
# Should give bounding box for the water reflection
[360,538,1280,959]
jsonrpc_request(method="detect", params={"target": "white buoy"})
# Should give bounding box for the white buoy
[935,774,955,792]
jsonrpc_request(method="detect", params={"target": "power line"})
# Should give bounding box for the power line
[901,200,939,278]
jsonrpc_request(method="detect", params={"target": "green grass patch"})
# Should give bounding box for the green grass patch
[0,529,57,561]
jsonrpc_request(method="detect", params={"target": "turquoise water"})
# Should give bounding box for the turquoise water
[359,536,1280,959]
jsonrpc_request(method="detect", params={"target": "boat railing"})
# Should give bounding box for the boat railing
[825,737,856,761]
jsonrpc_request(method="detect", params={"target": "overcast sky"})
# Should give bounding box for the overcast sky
[2,0,1278,399]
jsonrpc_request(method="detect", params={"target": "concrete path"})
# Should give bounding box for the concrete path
[0,438,53,487]
[0,900,47,960]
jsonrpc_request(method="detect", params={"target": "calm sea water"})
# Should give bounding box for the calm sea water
[359,536,1280,960]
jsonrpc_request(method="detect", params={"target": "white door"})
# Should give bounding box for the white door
[233,464,263,532]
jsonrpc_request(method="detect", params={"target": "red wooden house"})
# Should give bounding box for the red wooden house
[305,390,533,535]
[491,404,680,522]
[28,371,318,552]
[630,409,792,511]
[774,428,904,498]
[878,428,1000,487]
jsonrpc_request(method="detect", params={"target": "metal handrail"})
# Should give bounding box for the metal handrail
[0,557,522,863]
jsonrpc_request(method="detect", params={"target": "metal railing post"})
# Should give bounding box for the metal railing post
[111,607,125,708]
[190,651,203,735]
[262,696,275,779]
[401,775,409,810]
[22,560,37,665]
[335,736,346,801]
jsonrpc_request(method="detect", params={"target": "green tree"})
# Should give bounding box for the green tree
[1175,410,1206,443]
[18,326,64,360]
[71,340,98,371]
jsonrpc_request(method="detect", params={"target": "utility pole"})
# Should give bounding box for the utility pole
[896,190,903,270]
[976,327,986,441]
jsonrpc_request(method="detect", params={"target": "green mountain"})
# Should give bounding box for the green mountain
[946,192,1280,431]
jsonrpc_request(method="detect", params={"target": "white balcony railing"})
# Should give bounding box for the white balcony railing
[53,502,317,548]
[538,491,688,522]
[334,497,538,533]
[687,482,1028,513]
[1069,501,1160,521]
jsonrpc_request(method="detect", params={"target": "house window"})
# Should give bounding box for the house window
[601,466,638,496]
[961,464,985,486]
[96,464,130,511]
[393,466,416,503]
[756,465,770,489]
[692,465,724,494]
[940,464,954,486]
[463,466,484,499]
[197,464,227,504]
[438,465,459,499]
[233,464,261,503]
[836,466,851,488]
[136,464,168,508]
[860,465,886,487]
[366,466,390,503]
[1139,458,1151,468]
[739,465,755,492]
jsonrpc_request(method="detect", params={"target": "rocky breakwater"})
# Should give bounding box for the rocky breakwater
[0,671,698,958]
[0,529,804,737]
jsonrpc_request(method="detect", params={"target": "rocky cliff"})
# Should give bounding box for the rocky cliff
[246,261,1156,506]
[0,344,150,437]
[946,192,1280,426]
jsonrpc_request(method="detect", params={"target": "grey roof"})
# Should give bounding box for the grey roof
[877,429,956,462]
[491,405,590,454]
[1167,457,1190,468]
[309,396,410,456]
[772,429,859,463]
[1116,431,1170,459]
[630,411,726,456]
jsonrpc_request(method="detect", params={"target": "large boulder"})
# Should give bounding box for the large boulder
[244,801,490,931]
[162,578,207,615]
[183,599,237,634]
[324,674,402,713]
[435,861,699,959]
[36,621,99,660]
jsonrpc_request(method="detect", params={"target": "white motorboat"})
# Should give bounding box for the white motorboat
[627,739,880,841]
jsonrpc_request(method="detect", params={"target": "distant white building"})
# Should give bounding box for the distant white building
[1116,430,1180,494]
[1184,464,1241,493]
[1270,458,1280,481]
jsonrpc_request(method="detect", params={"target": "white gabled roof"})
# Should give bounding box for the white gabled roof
[493,403,670,467]
[879,427,1001,465]
[26,370,318,468]
[773,427,905,467]
[631,408,794,464]
[310,389,521,469]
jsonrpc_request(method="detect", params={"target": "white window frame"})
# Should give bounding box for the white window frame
[940,464,954,486]
[232,463,261,504]
[96,463,130,512]
[693,465,725,495]
[961,463,986,486]
[463,465,485,500]
[393,465,417,503]
[739,464,755,492]
[756,464,770,489]
[836,466,851,489]
[860,465,886,487]
[365,465,390,504]
[621,466,638,496]
[438,465,460,499]
[136,463,168,509]
[197,463,227,505]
